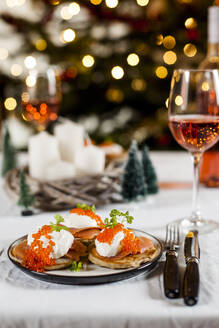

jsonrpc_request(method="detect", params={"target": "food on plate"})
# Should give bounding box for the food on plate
[11,219,87,272]
[99,141,125,160]
[62,204,105,243]
[88,209,157,269]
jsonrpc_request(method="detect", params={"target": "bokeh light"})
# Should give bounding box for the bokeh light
[163,51,177,65]
[127,53,140,66]
[185,17,197,29]
[90,0,102,4]
[69,2,80,15]
[111,66,124,79]
[35,39,47,51]
[175,95,183,106]
[21,92,30,103]
[0,48,9,60]
[10,64,23,76]
[156,34,163,46]
[24,56,36,69]
[60,6,73,20]
[4,97,17,110]
[26,75,36,87]
[82,55,95,67]
[163,36,176,49]
[165,98,169,108]
[202,82,210,91]
[155,66,168,79]
[131,79,146,91]
[106,88,124,102]
[61,28,76,43]
[105,0,118,8]
[136,0,149,6]
[183,43,197,57]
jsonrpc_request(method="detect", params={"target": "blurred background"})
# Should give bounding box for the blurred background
[0,0,217,150]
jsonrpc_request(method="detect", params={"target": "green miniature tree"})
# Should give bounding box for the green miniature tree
[1,126,17,177]
[121,140,147,202]
[18,170,34,215]
[142,145,159,194]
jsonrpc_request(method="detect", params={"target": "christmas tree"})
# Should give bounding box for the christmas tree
[121,140,147,201]
[0,0,216,148]
[18,170,34,215]
[1,126,17,177]
[142,145,158,194]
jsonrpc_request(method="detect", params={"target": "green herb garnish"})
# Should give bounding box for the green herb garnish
[50,214,69,232]
[104,209,134,228]
[70,261,83,272]
[76,203,96,212]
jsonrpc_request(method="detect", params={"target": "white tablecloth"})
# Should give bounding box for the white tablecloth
[1,152,219,328]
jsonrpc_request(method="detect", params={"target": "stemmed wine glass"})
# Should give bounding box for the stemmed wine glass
[22,66,62,132]
[168,69,219,233]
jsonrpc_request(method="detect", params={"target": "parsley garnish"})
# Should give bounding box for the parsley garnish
[76,203,96,212]
[70,261,83,272]
[50,214,69,232]
[104,209,134,228]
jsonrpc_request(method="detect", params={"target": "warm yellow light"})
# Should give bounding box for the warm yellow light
[51,0,60,4]
[163,51,177,65]
[136,0,149,6]
[106,88,124,102]
[82,55,95,67]
[4,97,17,111]
[90,0,102,4]
[156,34,163,46]
[131,79,146,91]
[183,43,197,57]
[163,36,176,49]
[0,48,8,60]
[155,66,168,79]
[60,6,73,20]
[26,75,36,87]
[202,82,210,91]
[24,56,36,69]
[61,28,76,43]
[105,0,118,8]
[69,2,80,15]
[165,98,169,108]
[185,17,197,29]
[10,64,23,76]
[21,92,30,103]
[127,53,139,66]
[111,66,124,79]
[175,95,183,106]
[35,39,47,51]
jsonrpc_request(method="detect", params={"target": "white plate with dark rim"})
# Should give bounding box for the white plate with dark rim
[8,229,163,285]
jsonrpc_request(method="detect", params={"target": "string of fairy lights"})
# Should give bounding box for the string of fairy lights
[0,0,200,113]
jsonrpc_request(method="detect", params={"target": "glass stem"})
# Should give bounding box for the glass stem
[191,152,202,221]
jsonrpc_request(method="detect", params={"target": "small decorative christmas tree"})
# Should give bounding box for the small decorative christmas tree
[1,126,17,177]
[121,140,147,202]
[142,145,159,194]
[18,170,34,216]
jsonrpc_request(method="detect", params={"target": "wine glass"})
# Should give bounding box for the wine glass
[168,69,219,233]
[21,66,62,132]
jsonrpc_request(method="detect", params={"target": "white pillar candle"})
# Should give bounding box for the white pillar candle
[46,160,76,181]
[54,121,84,163]
[75,145,105,175]
[28,131,60,180]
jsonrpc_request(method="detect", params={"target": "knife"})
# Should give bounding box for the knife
[183,230,200,306]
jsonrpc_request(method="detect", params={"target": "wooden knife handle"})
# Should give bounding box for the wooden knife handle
[183,258,199,306]
[163,250,180,299]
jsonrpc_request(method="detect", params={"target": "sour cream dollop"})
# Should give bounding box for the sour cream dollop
[63,213,99,229]
[95,231,124,257]
[27,227,74,259]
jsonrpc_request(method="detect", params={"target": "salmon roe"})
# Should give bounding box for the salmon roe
[70,208,104,228]
[96,223,140,255]
[22,225,55,272]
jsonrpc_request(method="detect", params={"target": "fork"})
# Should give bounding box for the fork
[163,223,180,299]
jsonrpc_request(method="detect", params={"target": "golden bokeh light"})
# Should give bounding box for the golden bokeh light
[202,82,210,91]
[4,97,17,111]
[136,0,149,6]
[21,92,30,103]
[165,98,169,108]
[35,39,47,51]
[183,43,197,57]
[156,34,163,46]
[90,0,102,4]
[163,51,177,65]
[131,79,146,91]
[10,64,23,76]
[175,95,183,106]
[105,0,118,8]
[106,88,124,102]
[185,17,197,29]
[155,66,168,79]
[127,53,139,66]
[82,55,95,67]
[60,6,73,20]
[163,36,176,49]
[111,66,124,79]
[50,0,60,4]
[0,48,9,60]
[26,75,36,87]
[69,2,80,15]
[61,28,76,43]
[24,56,36,69]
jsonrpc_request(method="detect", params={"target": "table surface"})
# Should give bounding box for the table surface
[1,151,219,328]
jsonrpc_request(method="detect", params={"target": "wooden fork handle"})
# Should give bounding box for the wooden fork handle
[163,250,180,299]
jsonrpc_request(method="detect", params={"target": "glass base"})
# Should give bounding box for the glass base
[173,216,219,234]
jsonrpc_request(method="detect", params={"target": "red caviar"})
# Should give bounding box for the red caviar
[96,223,140,255]
[70,208,104,228]
[22,225,55,272]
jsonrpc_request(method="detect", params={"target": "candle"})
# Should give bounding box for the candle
[28,131,60,180]
[75,145,105,175]
[46,160,76,181]
[54,121,84,163]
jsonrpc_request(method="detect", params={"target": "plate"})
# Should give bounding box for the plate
[8,229,162,285]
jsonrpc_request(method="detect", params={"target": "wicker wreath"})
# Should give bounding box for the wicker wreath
[4,160,124,211]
